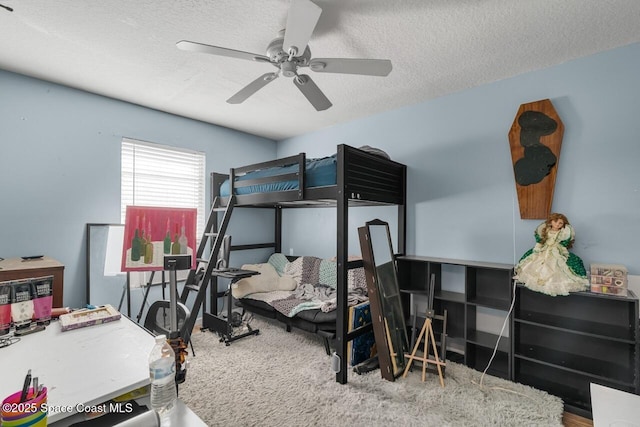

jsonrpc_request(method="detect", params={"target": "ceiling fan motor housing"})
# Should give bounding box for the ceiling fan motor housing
[281,61,298,77]
[266,33,311,69]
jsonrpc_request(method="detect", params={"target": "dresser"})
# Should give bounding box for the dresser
[0,256,64,307]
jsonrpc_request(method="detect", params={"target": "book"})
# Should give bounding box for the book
[348,301,376,366]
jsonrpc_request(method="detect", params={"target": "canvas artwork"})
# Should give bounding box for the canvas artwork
[121,206,197,272]
[348,301,376,366]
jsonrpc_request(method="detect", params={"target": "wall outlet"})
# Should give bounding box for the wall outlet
[289,248,293,256]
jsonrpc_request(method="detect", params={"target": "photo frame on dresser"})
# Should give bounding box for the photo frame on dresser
[358,219,409,381]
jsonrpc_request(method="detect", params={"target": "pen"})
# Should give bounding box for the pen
[32,377,38,399]
[19,369,31,403]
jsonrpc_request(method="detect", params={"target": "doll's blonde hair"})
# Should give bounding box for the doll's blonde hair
[540,213,573,248]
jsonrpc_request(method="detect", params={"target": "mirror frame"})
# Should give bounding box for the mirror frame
[358,218,409,381]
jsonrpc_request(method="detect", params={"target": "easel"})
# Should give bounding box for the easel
[135,271,168,323]
[402,274,446,387]
[117,271,165,320]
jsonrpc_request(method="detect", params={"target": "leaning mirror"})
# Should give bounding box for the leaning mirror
[358,219,409,381]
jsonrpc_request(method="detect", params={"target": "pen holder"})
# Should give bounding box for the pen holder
[1,387,48,426]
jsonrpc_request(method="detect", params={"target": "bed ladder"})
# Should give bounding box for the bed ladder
[178,195,236,345]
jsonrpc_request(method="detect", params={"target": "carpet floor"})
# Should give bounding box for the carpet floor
[179,317,564,427]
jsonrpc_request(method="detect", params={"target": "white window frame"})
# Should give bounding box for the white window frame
[120,137,206,246]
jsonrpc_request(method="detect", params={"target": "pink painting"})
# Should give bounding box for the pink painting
[121,206,197,272]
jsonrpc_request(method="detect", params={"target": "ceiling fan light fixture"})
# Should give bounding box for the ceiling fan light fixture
[282,61,297,77]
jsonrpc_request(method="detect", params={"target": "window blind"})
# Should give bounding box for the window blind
[121,138,206,239]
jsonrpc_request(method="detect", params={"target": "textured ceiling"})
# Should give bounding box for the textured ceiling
[1,0,640,140]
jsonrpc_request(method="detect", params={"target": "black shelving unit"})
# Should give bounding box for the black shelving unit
[396,256,514,380]
[513,286,640,418]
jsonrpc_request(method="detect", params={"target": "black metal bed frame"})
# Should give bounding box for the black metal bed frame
[210,144,407,384]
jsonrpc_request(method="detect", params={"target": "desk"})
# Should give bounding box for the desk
[0,257,65,307]
[1,315,154,424]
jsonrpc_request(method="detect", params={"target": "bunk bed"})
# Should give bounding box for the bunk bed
[208,144,406,384]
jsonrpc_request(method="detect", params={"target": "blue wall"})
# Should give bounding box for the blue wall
[2,41,639,310]
[278,42,640,275]
[0,70,276,308]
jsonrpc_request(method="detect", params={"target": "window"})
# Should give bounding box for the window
[121,138,206,240]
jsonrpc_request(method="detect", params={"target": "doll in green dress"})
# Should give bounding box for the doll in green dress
[514,213,589,296]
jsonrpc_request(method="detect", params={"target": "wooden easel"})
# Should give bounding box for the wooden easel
[402,273,445,387]
[402,313,446,386]
[384,318,399,374]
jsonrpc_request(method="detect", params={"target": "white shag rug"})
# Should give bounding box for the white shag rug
[179,317,563,427]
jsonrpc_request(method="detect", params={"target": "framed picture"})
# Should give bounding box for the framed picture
[348,301,376,366]
[121,206,197,272]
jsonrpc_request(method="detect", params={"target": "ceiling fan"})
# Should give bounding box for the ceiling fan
[176,0,392,111]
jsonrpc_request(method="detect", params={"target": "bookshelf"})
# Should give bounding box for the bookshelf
[396,256,514,380]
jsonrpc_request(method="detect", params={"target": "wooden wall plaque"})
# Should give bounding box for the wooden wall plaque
[508,99,564,219]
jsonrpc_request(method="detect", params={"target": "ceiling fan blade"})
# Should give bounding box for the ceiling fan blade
[283,0,322,57]
[308,58,393,76]
[227,72,279,104]
[293,74,332,111]
[176,40,270,63]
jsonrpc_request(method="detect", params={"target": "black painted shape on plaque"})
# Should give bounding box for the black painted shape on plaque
[514,110,558,186]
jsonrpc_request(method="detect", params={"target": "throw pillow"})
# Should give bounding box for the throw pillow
[231,263,297,298]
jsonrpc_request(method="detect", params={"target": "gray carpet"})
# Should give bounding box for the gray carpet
[179,317,564,427]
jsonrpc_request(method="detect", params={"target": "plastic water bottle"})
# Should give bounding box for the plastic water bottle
[148,334,177,416]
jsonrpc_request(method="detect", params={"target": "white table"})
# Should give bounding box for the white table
[1,315,205,425]
[1,315,154,423]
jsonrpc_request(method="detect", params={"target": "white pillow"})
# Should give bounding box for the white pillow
[231,263,297,298]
